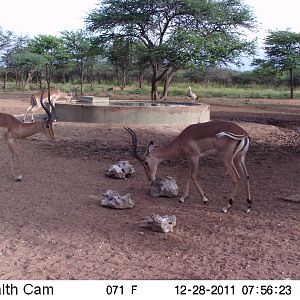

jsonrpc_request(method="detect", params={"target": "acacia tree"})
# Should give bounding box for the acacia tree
[61,30,96,95]
[106,38,138,90]
[254,30,300,98]
[9,51,47,89]
[29,35,68,87]
[86,0,256,100]
[0,29,27,89]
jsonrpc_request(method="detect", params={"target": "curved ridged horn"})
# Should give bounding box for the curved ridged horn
[40,89,52,120]
[47,88,56,120]
[124,127,143,162]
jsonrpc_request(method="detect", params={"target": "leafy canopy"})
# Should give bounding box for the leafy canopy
[86,0,256,68]
[264,30,300,71]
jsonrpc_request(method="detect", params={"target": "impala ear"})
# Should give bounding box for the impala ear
[145,141,155,156]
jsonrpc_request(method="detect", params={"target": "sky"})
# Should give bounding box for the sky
[0,0,99,36]
[1,0,299,37]
[1,0,299,69]
[245,0,300,44]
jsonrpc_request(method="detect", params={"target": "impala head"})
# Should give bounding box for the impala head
[61,91,74,103]
[124,127,158,181]
[40,89,55,141]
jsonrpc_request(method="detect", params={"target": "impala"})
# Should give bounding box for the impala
[0,90,55,181]
[23,88,73,122]
[125,120,251,213]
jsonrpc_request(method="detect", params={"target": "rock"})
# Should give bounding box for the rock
[105,160,135,179]
[141,214,176,233]
[101,190,135,209]
[149,176,178,197]
[280,194,300,203]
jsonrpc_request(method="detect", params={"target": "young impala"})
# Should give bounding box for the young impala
[23,88,73,122]
[0,90,55,181]
[125,120,251,213]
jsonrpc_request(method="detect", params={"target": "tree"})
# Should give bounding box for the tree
[1,35,31,89]
[106,38,137,90]
[29,35,68,87]
[9,51,47,89]
[61,30,96,95]
[254,30,300,98]
[86,0,256,100]
[0,27,13,51]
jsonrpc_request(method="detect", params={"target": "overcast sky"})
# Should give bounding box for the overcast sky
[1,0,299,37]
[1,0,299,69]
[0,0,99,36]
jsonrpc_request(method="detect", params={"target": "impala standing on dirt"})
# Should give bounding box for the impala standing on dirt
[125,120,251,213]
[0,90,55,181]
[23,88,73,122]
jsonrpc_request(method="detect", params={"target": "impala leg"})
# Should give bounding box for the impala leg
[23,105,33,122]
[189,156,208,204]
[179,167,191,203]
[6,138,22,181]
[236,153,252,213]
[221,159,240,213]
[30,105,39,122]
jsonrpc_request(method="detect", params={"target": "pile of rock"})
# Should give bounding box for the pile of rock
[105,161,135,179]
[141,214,176,233]
[100,190,134,209]
[149,176,178,197]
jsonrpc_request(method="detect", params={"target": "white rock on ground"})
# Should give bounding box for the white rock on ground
[149,176,178,197]
[101,190,135,209]
[105,160,135,179]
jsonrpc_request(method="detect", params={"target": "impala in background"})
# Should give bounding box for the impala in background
[23,88,73,122]
[125,120,251,213]
[0,90,55,181]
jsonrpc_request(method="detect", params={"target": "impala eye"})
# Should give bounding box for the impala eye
[144,161,149,168]
[46,124,50,128]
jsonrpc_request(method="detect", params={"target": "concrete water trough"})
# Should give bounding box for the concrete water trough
[55,97,210,125]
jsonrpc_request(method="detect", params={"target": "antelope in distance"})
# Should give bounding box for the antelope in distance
[187,86,198,102]
[23,88,73,122]
[0,90,55,181]
[125,120,251,213]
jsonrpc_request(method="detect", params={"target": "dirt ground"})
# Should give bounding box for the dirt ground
[0,91,299,280]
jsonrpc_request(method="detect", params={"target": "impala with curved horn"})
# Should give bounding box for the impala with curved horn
[125,120,251,213]
[23,88,73,122]
[0,89,55,181]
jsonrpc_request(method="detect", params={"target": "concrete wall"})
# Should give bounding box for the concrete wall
[56,102,210,125]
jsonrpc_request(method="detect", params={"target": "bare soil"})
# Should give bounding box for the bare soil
[0,92,299,280]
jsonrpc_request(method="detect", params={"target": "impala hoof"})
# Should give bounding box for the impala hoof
[246,208,251,213]
[221,207,228,213]
[15,176,22,182]
[179,197,185,203]
[202,195,208,204]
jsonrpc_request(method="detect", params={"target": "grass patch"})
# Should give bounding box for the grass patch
[1,81,299,99]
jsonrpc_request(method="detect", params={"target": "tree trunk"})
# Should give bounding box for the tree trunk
[138,69,144,89]
[160,68,176,101]
[121,70,126,91]
[80,59,84,95]
[289,68,294,99]
[3,69,8,89]
[63,69,66,85]
[25,71,33,89]
[151,77,159,100]
[151,64,159,100]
